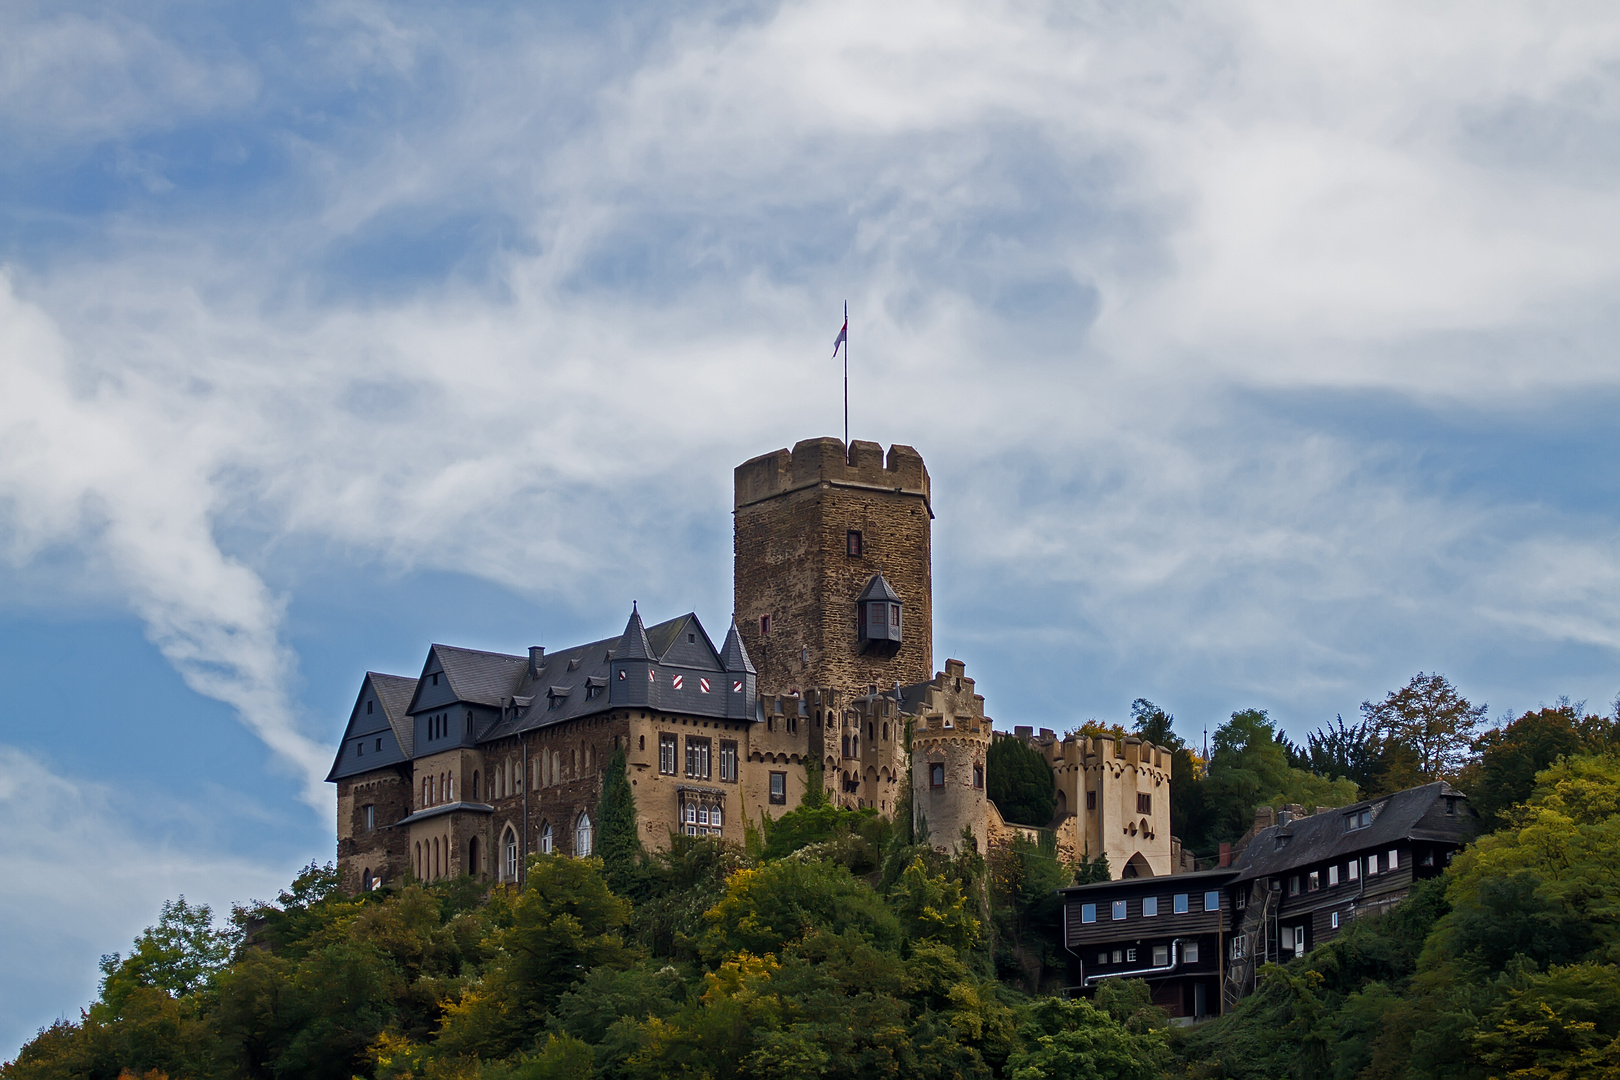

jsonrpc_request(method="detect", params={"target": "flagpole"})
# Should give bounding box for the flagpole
[843,300,848,447]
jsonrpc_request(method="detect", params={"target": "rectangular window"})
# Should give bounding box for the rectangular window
[1086,790,1097,810]
[1367,855,1379,876]
[1204,890,1220,912]
[1183,941,1199,963]
[973,765,984,789]
[1137,792,1152,814]
[1231,936,1246,959]
[1347,859,1359,881]
[1347,808,1371,830]
[1331,911,1340,929]
[760,614,771,636]
[1289,875,1302,895]
[1308,871,1320,891]
[1388,848,1399,870]
[1143,896,1158,917]
[769,771,787,804]
[1112,949,1123,964]
[847,530,862,557]
[1098,952,1108,964]
[930,762,945,788]
[719,741,737,782]
[1328,865,1339,887]
[1153,945,1169,965]
[363,804,375,832]
[686,738,711,780]
[1126,947,1137,962]
[1112,900,1127,921]
[1236,890,1247,910]
[1281,926,1295,950]
[1081,903,1097,924]
[659,734,677,775]
[1173,893,1189,914]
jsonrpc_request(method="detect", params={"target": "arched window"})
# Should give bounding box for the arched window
[540,822,553,854]
[362,867,373,891]
[422,777,430,806]
[503,827,519,882]
[472,771,480,800]
[432,836,440,880]
[639,735,645,751]
[468,836,480,876]
[447,771,454,802]
[414,841,421,879]
[576,812,593,857]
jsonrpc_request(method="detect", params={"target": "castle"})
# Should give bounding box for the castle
[327,438,1182,891]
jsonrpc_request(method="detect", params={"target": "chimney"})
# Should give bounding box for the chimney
[1219,842,1232,868]
[528,646,545,677]
[1253,805,1276,832]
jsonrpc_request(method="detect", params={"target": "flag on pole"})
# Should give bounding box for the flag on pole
[833,317,847,358]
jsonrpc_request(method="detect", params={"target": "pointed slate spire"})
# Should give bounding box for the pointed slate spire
[720,619,756,674]
[617,602,655,661]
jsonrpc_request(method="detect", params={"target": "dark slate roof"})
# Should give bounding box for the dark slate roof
[326,671,416,782]
[392,801,494,827]
[431,644,530,708]
[1231,781,1469,882]
[617,606,654,661]
[371,673,418,757]
[857,573,902,603]
[1060,867,1238,896]
[719,621,756,674]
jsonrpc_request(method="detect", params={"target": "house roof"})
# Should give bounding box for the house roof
[1231,781,1471,882]
[429,644,531,708]
[857,573,902,603]
[370,673,418,757]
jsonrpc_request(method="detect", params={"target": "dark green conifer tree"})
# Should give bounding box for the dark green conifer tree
[595,744,641,892]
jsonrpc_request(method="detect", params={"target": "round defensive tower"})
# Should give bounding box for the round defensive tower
[908,659,992,854]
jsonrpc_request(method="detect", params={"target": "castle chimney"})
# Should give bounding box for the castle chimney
[1254,805,1276,832]
[528,646,544,677]
[1219,842,1232,868]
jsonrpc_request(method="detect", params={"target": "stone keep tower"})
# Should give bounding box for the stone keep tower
[734,437,932,702]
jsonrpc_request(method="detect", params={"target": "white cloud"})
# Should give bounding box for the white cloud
[0,746,293,1060]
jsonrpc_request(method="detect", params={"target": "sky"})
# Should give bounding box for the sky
[6,0,1620,1056]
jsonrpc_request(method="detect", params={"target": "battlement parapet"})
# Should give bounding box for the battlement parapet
[735,438,930,508]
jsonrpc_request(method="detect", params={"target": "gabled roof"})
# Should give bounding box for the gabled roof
[326,671,416,782]
[1232,781,1472,882]
[408,644,529,713]
[370,673,418,757]
[857,573,902,603]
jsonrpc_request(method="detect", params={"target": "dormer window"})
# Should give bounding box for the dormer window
[1346,808,1372,831]
[367,701,373,714]
[856,574,902,656]
[431,673,439,686]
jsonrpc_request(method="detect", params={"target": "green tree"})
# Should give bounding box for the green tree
[1461,702,1602,830]
[1008,997,1169,1080]
[435,854,632,1060]
[701,859,900,961]
[97,896,237,1014]
[597,744,643,893]
[1361,672,1486,787]
[1196,709,1360,849]
[986,737,1056,827]
[1131,699,1207,846]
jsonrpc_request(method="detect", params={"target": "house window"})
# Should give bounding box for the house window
[712,804,724,829]
[1080,903,1097,924]
[1308,871,1320,891]
[1331,911,1340,929]
[1347,808,1371,830]
[540,823,553,854]
[1112,900,1127,921]
[1235,890,1246,910]
[847,530,862,557]
[685,737,711,780]
[973,765,984,789]
[376,738,382,751]
[1143,896,1158,917]
[1183,941,1199,963]
[503,829,518,882]
[769,772,787,804]
[1328,865,1339,887]
[432,673,439,686]
[1347,859,1359,881]
[1153,945,1169,965]
[1204,891,1220,911]
[1137,793,1152,814]
[930,763,945,788]
[1367,855,1379,876]
[356,741,363,756]
[576,813,593,856]
[1231,936,1246,959]
[760,614,771,636]
[659,734,677,775]
[1086,791,1097,811]
[1126,948,1137,962]
[1173,893,1189,914]
[367,701,373,714]
[720,741,738,782]
[1289,875,1302,895]
[1112,950,1123,964]
[1388,849,1399,869]
[363,804,375,832]
[1098,952,1108,964]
